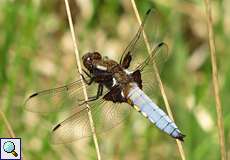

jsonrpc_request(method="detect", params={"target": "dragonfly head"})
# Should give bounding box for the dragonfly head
[82,52,102,71]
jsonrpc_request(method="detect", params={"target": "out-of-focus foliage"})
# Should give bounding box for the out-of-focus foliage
[0,0,229,159]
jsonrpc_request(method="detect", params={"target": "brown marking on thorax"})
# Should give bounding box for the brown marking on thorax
[95,59,129,80]
[108,60,131,84]
[82,52,143,104]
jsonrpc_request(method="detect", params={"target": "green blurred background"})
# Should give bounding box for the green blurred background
[0,0,229,159]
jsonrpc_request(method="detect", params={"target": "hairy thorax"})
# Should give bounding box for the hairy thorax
[95,59,132,86]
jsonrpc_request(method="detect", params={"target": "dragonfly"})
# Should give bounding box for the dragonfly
[25,9,185,144]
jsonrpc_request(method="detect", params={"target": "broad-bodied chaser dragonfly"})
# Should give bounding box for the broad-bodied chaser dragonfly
[25,9,185,143]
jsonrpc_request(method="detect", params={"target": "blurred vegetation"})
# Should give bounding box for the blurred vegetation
[0,0,229,160]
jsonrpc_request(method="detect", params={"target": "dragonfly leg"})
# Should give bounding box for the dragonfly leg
[82,69,91,77]
[88,84,103,101]
[80,70,94,85]
[80,84,103,105]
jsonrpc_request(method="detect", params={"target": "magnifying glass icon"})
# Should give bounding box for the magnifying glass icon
[3,141,18,157]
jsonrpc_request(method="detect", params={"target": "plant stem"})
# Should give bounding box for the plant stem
[0,110,26,159]
[64,1,101,159]
[204,0,226,160]
[130,1,186,160]
[0,110,16,138]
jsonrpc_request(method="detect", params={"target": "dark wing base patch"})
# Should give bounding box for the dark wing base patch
[132,70,142,89]
[103,86,126,103]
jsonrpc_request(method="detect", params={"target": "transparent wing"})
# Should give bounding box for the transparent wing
[25,79,132,144]
[51,97,132,144]
[120,8,168,71]
[135,42,168,72]
[119,9,152,66]
[119,8,169,95]
[137,42,169,94]
[24,78,96,113]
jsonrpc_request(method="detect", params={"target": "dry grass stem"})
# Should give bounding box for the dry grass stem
[0,110,27,160]
[204,0,226,160]
[0,110,16,138]
[64,0,101,159]
[0,110,26,159]
[130,0,186,159]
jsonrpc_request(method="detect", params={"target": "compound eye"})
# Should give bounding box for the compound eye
[87,57,91,61]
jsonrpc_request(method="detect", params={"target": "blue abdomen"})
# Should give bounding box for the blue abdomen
[127,84,185,141]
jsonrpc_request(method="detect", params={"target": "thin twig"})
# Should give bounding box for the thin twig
[64,1,101,160]
[204,0,226,160]
[0,110,26,160]
[0,110,16,138]
[130,1,186,160]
